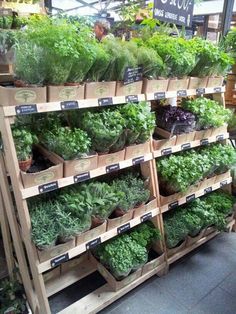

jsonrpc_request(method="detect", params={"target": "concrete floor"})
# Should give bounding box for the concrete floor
[50,232,236,314]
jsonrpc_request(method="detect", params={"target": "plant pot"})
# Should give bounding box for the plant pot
[167,239,186,257]
[19,156,32,172]
[97,149,125,168]
[152,136,177,151]
[214,170,230,184]
[142,246,165,275]
[125,141,151,160]
[76,221,107,245]
[91,216,105,228]
[58,235,75,244]
[211,125,228,138]
[85,81,116,99]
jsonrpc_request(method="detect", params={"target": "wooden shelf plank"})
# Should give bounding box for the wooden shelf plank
[168,231,219,264]
[2,87,225,117]
[37,207,160,274]
[58,263,166,314]
[21,153,153,199]
[154,133,229,158]
[161,177,232,214]
[46,263,96,297]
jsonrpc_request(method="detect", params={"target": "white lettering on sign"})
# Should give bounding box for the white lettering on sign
[165,11,177,20]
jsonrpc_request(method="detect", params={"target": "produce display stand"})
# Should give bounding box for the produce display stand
[0,82,234,314]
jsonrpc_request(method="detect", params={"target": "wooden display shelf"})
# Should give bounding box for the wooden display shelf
[161,176,232,213]
[20,153,153,199]
[57,262,167,314]
[46,263,96,297]
[154,133,229,158]
[2,94,146,117]
[0,73,14,83]
[1,86,225,117]
[37,206,160,274]
[146,86,225,101]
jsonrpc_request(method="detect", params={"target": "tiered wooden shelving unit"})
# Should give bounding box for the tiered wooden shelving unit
[0,83,234,314]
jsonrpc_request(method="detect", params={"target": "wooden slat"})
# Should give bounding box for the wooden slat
[1,87,225,117]
[153,133,229,158]
[161,177,232,213]
[46,263,96,297]
[58,263,167,314]
[37,207,160,274]
[21,153,153,199]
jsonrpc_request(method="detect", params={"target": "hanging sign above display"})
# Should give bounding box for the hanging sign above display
[153,0,194,27]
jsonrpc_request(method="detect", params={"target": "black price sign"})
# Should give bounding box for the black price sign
[220,180,228,187]
[196,88,205,96]
[153,0,194,27]
[177,90,187,97]
[132,156,145,165]
[200,139,209,146]
[181,143,191,151]
[161,148,172,156]
[51,253,69,268]
[74,172,90,183]
[117,223,130,234]
[106,164,120,173]
[186,194,195,203]
[86,237,101,250]
[125,95,139,103]
[204,187,213,194]
[38,181,58,194]
[214,87,222,93]
[98,97,113,106]
[168,201,179,210]
[15,104,37,115]
[140,212,152,222]
[60,101,79,110]
[216,134,224,141]
[154,92,166,100]
[123,66,143,85]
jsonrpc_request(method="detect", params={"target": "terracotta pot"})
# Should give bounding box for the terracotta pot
[115,208,128,217]
[19,156,32,172]
[91,216,105,228]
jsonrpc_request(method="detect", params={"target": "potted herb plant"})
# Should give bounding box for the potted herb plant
[12,127,38,172]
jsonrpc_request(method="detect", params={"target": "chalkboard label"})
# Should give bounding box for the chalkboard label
[123,66,143,85]
[181,143,191,151]
[204,187,212,194]
[200,139,209,146]
[106,163,120,173]
[140,212,152,222]
[168,201,179,210]
[154,92,166,100]
[86,237,101,250]
[216,134,224,141]
[60,101,78,110]
[38,181,58,194]
[177,90,187,97]
[125,95,139,103]
[220,180,228,187]
[214,87,222,93]
[153,0,194,27]
[15,104,37,115]
[117,223,130,234]
[186,194,195,203]
[98,97,113,106]
[51,253,69,268]
[132,156,145,165]
[161,148,172,156]
[196,88,206,96]
[74,172,90,183]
